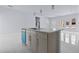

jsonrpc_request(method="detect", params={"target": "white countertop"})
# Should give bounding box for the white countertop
[29,28,61,33]
[62,28,79,32]
[28,28,79,33]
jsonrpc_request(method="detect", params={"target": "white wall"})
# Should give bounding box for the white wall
[0,7,34,52]
[40,5,79,29]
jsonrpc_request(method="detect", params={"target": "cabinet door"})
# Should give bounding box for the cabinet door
[30,31,37,53]
[47,31,60,53]
[37,32,47,53]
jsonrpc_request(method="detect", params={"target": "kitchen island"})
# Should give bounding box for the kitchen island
[28,28,60,53]
[27,28,79,53]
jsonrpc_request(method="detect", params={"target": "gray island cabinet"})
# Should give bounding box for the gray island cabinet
[30,29,60,53]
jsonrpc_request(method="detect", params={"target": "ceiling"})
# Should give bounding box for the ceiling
[0,5,79,17]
